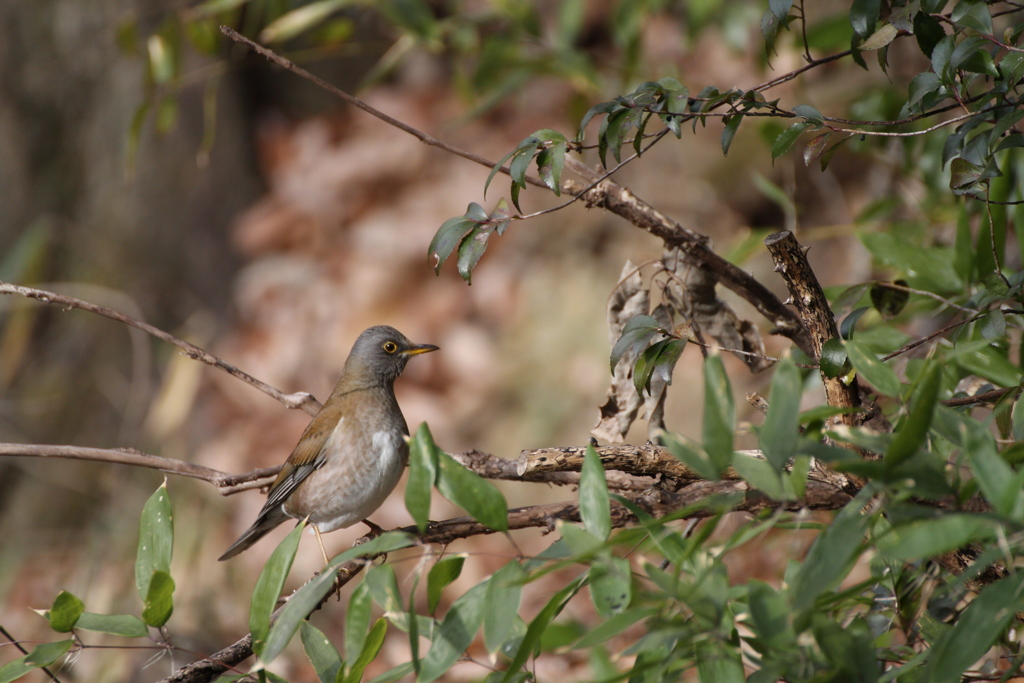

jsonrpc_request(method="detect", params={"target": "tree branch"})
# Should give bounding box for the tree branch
[0,281,321,415]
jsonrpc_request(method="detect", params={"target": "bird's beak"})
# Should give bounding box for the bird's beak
[402,343,439,356]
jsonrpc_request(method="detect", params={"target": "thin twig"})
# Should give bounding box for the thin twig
[0,281,320,415]
[0,625,63,682]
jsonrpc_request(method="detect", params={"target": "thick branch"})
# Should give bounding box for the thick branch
[0,281,320,415]
[763,232,861,425]
[561,167,813,356]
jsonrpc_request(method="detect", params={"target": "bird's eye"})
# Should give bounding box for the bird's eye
[383,341,398,354]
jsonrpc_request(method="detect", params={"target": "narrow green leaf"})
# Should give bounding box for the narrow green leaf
[251,522,304,657]
[406,422,440,532]
[536,142,566,195]
[580,444,611,540]
[721,114,743,156]
[427,216,475,275]
[883,362,941,470]
[263,533,414,664]
[47,590,84,633]
[877,514,996,561]
[732,454,788,500]
[483,562,526,653]
[75,612,148,638]
[346,618,387,683]
[500,577,585,683]
[260,0,347,42]
[509,141,539,188]
[456,224,492,285]
[792,104,824,124]
[922,572,1024,683]
[136,481,174,600]
[609,315,660,371]
[589,554,632,617]
[845,339,901,397]
[791,488,872,611]
[696,640,745,683]
[571,608,657,650]
[344,581,372,663]
[426,555,466,614]
[141,570,175,628]
[954,341,1022,388]
[416,581,488,683]
[703,355,735,474]
[761,357,801,471]
[663,432,720,481]
[748,581,796,651]
[771,121,813,159]
[436,452,509,531]
[300,621,343,683]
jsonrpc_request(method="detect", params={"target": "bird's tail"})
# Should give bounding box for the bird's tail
[218,507,290,561]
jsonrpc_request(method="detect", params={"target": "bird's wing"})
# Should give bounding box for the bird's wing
[257,417,336,515]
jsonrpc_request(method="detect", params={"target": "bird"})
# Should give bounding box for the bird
[218,325,438,562]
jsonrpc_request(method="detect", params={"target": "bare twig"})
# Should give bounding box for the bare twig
[0,281,321,415]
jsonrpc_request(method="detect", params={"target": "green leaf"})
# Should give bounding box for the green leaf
[850,0,881,38]
[141,570,175,628]
[732,454,788,500]
[260,0,348,42]
[47,590,84,633]
[663,432,720,482]
[300,621,343,683]
[500,577,585,683]
[883,363,941,470]
[791,488,872,611]
[428,215,476,275]
[406,422,440,532]
[633,337,687,395]
[251,522,304,657]
[536,142,566,195]
[509,140,540,189]
[771,121,813,159]
[869,281,909,319]
[609,315,661,371]
[436,451,509,531]
[589,555,632,618]
[483,562,526,653]
[922,572,1024,683]
[345,581,372,663]
[950,0,993,34]
[761,357,801,472]
[580,444,611,540]
[819,338,850,379]
[748,581,796,651]
[792,104,824,125]
[263,533,415,664]
[845,339,901,397]
[417,581,488,683]
[136,482,173,601]
[0,640,73,683]
[346,618,387,683]
[954,341,1022,387]
[877,514,997,561]
[426,555,466,614]
[696,640,745,683]
[703,355,735,474]
[75,612,148,638]
[721,114,743,156]
[571,608,657,650]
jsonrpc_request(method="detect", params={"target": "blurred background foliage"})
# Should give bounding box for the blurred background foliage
[4,0,1024,680]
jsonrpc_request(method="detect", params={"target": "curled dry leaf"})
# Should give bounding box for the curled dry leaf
[593,261,650,443]
[662,249,771,373]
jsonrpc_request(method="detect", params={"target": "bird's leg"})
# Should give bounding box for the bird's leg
[313,525,330,567]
